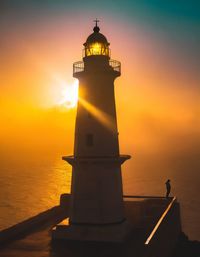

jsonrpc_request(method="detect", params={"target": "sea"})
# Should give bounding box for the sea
[0,153,199,241]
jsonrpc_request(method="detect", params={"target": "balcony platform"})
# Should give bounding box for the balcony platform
[62,155,131,165]
[0,196,181,257]
[73,59,121,77]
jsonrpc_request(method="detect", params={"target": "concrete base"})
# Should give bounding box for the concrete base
[0,197,182,257]
[52,219,133,243]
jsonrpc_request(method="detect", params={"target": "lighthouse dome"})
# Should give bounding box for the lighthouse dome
[85,26,109,45]
[83,25,110,57]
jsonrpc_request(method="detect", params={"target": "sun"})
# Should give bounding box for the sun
[58,80,79,109]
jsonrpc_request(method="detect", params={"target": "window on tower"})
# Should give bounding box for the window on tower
[86,133,94,147]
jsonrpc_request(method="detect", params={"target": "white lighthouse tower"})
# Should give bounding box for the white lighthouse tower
[53,21,131,242]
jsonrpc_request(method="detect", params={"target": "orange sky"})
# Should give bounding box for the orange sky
[1,9,200,166]
[1,2,200,240]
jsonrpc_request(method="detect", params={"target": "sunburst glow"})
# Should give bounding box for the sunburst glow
[58,80,79,109]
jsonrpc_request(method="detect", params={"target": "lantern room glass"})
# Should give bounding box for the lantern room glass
[84,42,110,57]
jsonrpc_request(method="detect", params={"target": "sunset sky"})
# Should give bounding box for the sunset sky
[1,0,200,164]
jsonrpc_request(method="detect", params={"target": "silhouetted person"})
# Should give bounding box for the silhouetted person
[165,179,171,198]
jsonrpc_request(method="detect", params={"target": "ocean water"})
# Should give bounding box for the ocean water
[0,153,199,241]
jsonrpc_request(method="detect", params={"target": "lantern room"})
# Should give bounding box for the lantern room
[83,21,110,58]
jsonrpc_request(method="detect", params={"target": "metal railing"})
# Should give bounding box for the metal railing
[73,59,121,75]
[144,196,177,245]
[109,59,121,73]
[73,61,84,74]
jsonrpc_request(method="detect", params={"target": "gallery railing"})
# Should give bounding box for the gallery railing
[73,59,121,75]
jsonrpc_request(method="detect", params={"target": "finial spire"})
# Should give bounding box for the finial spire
[94,18,100,27]
[93,19,100,33]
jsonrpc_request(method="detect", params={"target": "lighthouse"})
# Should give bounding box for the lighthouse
[53,21,131,242]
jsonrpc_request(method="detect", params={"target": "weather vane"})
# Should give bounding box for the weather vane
[93,18,100,27]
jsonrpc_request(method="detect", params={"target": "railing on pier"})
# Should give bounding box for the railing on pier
[123,195,180,256]
[144,196,177,245]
